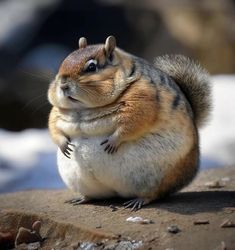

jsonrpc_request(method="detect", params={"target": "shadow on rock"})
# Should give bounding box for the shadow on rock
[72,191,235,214]
[152,191,235,215]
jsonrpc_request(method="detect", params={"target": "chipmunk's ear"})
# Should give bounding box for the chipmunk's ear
[79,37,87,49]
[105,36,116,57]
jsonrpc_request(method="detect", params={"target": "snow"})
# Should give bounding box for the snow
[200,75,235,167]
[0,129,65,193]
[0,75,234,193]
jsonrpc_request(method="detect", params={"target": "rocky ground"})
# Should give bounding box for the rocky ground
[0,167,235,250]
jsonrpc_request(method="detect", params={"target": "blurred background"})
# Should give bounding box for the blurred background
[0,0,235,193]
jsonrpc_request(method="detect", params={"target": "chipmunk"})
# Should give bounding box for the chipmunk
[48,36,211,210]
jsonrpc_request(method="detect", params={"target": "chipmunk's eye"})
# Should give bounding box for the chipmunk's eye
[84,59,97,72]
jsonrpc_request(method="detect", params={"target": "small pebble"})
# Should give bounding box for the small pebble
[15,242,41,250]
[113,240,143,250]
[221,241,227,250]
[167,225,180,234]
[70,241,79,249]
[79,242,98,250]
[32,221,41,233]
[126,216,154,224]
[205,180,224,188]
[27,242,41,250]
[220,219,235,228]
[15,220,43,247]
[193,220,209,225]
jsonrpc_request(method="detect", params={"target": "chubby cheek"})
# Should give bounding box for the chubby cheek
[48,83,57,105]
[79,68,117,96]
[91,80,114,96]
[48,82,68,107]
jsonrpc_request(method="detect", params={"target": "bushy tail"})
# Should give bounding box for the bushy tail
[154,55,211,128]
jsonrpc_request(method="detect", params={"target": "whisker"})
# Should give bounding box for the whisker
[79,87,97,99]
[31,102,49,114]
[19,69,54,81]
[80,78,114,85]
[22,93,47,111]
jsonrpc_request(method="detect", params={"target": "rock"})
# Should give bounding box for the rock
[78,241,99,250]
[221,241,227,250]
[0,167,235,250]
[32,221,41,234]
[0,230,15,249]
[103,240,143,250]
[220,219,235,228]
[193,220,210,225]
[167,225,180,234]
[205,180,224,189]
[126,216,154,224]
[15,227,42,247]
[16,242,41,250]
[15,220,43,247]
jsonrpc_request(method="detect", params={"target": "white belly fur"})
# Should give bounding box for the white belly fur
[57,131,191,199]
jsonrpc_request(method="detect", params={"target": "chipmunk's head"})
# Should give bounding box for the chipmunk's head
[48,36,136,109]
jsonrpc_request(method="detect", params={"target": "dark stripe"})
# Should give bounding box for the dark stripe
[156,90,161,102]
[172,93,181,109]
[129,63,136,77]
[159,74,166,85]
[149,76,155,85]
[168,77,180,93]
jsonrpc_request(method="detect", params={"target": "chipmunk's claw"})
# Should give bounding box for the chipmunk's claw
[123,198,146,211]
[100,139,108,145]
[65,197,89,205]
[60,140,75,159]
[100,137,119,154]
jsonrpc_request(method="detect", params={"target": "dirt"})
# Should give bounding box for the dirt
[0,167,235,250]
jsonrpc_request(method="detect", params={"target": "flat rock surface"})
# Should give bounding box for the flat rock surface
[0,167,235,250]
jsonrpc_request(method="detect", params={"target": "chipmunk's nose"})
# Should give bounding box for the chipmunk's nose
[60,83,69,91]
[59,75,70,91]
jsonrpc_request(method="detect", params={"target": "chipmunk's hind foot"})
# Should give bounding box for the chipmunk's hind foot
[64,196,90,206]
[123,197,152,211]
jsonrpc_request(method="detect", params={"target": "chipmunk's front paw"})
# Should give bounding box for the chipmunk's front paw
[100,136,120,154]
[60,138,75,159]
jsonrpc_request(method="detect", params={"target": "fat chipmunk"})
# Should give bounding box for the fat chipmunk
[48,36,211,210]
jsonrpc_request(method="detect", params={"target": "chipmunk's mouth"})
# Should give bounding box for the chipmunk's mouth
[67,96,81,103]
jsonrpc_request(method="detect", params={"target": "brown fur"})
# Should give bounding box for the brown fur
[154,55,211,127]
[59,45,104,78]
[114,78,159,142]
[48,41,148,147]
[135,114,199,205]
[48,107,67,145]
[156,125,199,198]
[48,36,211,208]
